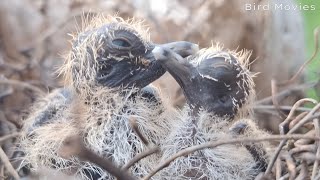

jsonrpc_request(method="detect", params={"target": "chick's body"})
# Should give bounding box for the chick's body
[153,46,271,179]
[157,110,260,180]
[20,15,184,179]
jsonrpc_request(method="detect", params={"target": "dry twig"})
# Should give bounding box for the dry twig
[0,132,21,144]
[122,146,160,171]
[271,79,287,119]
[143,134,319,180]
[0,147,19,180]
[312,118,320,179]
[255,82,316,105]
[265,103,320,175]
[0,79,45,95]
[59,136,136,180]
[129,117,149,146]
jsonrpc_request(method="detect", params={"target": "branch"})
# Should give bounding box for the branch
[0,132,21,144]
[129,117,149,146]
[312,118,320,179]
[0,79,45,95]
[0,147,19,180]
[143,134,319,180]
[59,136,136,180]
[254,82,316,105]
[122,146,160,171]
[265,104,320,175]
[252,105,312,113]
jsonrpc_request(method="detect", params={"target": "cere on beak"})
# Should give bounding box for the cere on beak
[153,46,254,118]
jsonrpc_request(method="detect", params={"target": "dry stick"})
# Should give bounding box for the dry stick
[254,82,316,105]
[129,117,149,146]
[122,146,160,171]
[289,103,320,133]
[295,129,316,146]
[279,164,302,180]
[280,98,317,135]
[277,26,320,86]
[289,112,308,130]
[142,134,319,180]
[125,117,160,171]
[0,147,19,180]
[295,161,308,180]
[61,136,136,180]
[312,118,320,179]
[253,105,312,113]
[271,79,287,119]
[299,152,320,162]
[0,165,4,180]
[290,144,316,154]
[0,132,21,144]
[265,103,320,175]
[0,79,45,95]
[283,153,296,180]
[275,158,282,180]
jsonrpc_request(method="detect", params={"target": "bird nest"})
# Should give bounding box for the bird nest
[0,7,319,180]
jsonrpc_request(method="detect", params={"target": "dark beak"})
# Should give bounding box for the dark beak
[125,41,199,89]
[144,41,199,63]
[151,46,195,88]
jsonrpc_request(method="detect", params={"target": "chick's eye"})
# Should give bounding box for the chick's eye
[112,38,132,48]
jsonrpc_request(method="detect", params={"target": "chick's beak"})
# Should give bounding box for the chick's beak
[144,41,199,64]
[152,46,195,86]
[127,41,199,89]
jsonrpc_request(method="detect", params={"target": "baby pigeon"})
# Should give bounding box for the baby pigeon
[152,45,270,179]
[20,15,198,179]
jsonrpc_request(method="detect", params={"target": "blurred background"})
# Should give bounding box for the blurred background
[0,0,319,177]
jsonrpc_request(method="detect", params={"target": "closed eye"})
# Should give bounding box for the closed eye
[112,38,132,48]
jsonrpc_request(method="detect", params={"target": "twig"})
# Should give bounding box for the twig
[289,112,308,130]
[255,82,316,105]
[295,161,308,180]
[143,134,319,180]
[275,158,281,180]
[0,132,21,144]
[283,153,296,180]
[0,147,19,180]
[299,152,320,162]
[265,105,320,175]
[60,136,136,180]
[295,129,315,146]
[312,118,320,179]
[277,27,320,86]
[290,144,316,154]
[271,79,286,119]
[0,165,4,180]
[0,79,45,95]
[279,164,301,180]
[289,103,320,133]
[122,146,160,171]
[280,98,317,135]
[129,117,149,146]
[252,105,312,113]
